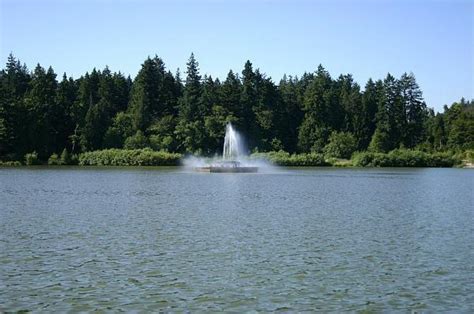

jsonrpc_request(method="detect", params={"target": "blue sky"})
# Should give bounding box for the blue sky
[1,0,472,112]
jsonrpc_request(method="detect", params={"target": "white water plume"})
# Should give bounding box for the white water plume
[182,122,278,172]
[223,123,243,160]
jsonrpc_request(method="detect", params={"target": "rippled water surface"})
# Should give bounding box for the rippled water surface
[1,167,473,311]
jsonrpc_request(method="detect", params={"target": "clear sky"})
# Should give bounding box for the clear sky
[1,0,472,112]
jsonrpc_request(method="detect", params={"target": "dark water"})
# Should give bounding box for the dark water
[1,167,473,312]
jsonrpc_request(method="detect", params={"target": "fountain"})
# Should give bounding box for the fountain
[195,123,258,173]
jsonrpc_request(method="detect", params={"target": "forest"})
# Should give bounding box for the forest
[0,53,473,165]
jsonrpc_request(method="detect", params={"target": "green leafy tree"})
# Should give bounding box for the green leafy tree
[445,99,474,149]
[1,53,472,160]
[103,112,134,148]
[124,130,149,149]
[148,115,178,151]
[323,131,357,159]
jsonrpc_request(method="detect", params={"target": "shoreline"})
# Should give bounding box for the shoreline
[1,164,471,169]
[1,148,471,169]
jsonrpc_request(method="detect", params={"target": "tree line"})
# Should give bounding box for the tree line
[0,53,472,161]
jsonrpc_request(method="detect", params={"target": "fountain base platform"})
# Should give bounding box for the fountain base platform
[194,161,258,173]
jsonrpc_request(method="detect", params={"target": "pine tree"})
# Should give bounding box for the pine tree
[175,53,205,154]
[54,73,77,152]
[371,73,403,152]
[253,72,280,151]
[220,70,242,120]
[359,78,379,150]
[71,69,101,152]
[0,54,31,159]
[128,57,164,132]
[298,65,333,152]
[24,64,58,158]
[279,75,303,152]
[240,60,258,148]
[179,53,202,121]
[399,72,427,148]
[81,67,119,150]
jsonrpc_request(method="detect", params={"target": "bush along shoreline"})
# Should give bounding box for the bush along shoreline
[78,148,182,166]
[351,150,461,168]
[0,148,469,168]
[252,149,464,168]
[250,151,329,167]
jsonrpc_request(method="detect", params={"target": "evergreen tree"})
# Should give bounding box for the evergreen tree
[103,112,134,148]
[399,72,427,148]
[175,53,205,154]
[128,56,165,132]
[358,78,379,150]
[253,71,281,151]
[371,73,403,152]
[54,73,77,152]
[220,70,242,120]
[179,53,202,121]
[0,53,472,159]
[81,67,118,150]
[0,54,31,159]
[279,75,303,152]
[426,112,446,150]
[23,64,58,158]
[298,65,333,152]
[240,60,258,148]
[444,99,474,149]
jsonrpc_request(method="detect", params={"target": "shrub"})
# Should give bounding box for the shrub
[368,129,391,153]
[0,160,22,166]
[48,153,61,165]
[467,150,474,163]
[149,134,175,152]
[251,150,328,166]
[352,149,459,167]
[326,158,353,167]
[25,151,40,165]
[323,131,357,159]
[60,148,71,165]
[78,148,182,166]
[124,131,149,149]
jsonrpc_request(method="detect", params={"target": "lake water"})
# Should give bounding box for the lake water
[0,167,473,312]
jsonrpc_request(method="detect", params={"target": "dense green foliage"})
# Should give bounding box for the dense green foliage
[0,160,22,166]
[251,151,328,166]
[0,53,472,164]
[352,150,459,167]
[24,151,40,165]
[78,148,181,166]
[323,131,357,159]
